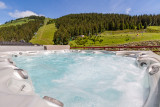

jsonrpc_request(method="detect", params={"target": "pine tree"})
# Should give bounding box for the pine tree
[110,22,115,30]
[144,22,147,29]
[115,22,120,30]
[120,22,124,30]
[140,23,143,29]
[137,23,140,30]
[126,23,129,29]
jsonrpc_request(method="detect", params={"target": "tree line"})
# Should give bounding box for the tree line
[0,16,45,42]
[54,13,160,45]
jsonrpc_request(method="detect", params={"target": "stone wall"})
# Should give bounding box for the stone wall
[0,46,44,52]
[0,45,70,52]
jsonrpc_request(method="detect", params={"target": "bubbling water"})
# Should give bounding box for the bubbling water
[13,51,149,107]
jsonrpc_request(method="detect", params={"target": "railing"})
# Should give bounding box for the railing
[70,46,160,52]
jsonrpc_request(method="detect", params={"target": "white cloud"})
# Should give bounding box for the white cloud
[0,1,7,9]
[126,8,131,14]
[9,10,40,18]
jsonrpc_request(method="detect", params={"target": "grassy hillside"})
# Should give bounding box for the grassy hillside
[0,17,34,28]
[30,18,57,45]
[147,26,160,31]
[0,16,45,42]
[146,26,160,32]
[0,14,160,46]
[54,13,160,45]
[69,27,160,47]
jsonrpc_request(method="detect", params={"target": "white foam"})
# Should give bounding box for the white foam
[93,51,103,54]
[13,52,149,107]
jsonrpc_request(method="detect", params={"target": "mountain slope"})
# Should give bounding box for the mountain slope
[0,16,45,42]
[0,16,39,28]
[69,27,160,47]
[30,18,57,45]
[53,13,160,45]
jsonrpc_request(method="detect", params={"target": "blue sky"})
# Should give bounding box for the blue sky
[0,0,160,24]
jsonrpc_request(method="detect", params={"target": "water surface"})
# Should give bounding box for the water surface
[13,51,149,107]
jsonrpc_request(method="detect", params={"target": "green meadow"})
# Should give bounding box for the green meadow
[30,18,57,45]
[1,15,160,46]
[0,18,34,28]
[69,26,160,47]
